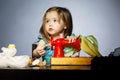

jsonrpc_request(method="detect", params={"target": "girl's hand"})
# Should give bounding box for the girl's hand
[36,49,46,56]
[66,36,78,43]
[33,40,46,57]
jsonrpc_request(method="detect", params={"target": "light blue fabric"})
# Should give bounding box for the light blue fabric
[43,46,54,65]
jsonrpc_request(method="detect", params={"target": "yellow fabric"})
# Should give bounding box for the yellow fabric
[79,35,102,57]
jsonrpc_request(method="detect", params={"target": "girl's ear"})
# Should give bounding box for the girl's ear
[64,26,67,29]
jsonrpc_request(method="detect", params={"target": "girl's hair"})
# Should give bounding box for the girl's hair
[40,6,73,41]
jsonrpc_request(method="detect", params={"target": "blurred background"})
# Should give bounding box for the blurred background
[0,0,120,57]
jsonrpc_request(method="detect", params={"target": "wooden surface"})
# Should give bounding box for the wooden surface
[51,57,93,65]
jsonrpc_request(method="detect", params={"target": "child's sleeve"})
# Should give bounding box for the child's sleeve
[37,35,43,42]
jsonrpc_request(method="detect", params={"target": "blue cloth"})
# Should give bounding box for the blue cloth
[37,34,77,65]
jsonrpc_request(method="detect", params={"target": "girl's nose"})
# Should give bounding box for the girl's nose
[49,21,53,26]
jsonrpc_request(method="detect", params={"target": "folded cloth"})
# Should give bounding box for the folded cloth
[79,35,102,57]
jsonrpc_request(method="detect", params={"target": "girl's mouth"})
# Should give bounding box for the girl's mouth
[49,28,54,31]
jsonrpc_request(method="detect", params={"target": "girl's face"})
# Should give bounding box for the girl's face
[45,11,66,38]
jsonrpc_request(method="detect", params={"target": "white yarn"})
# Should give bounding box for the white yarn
[0,47,30,68]
[32,59,40,65]
[1,47,17,57]
[7,55,30,68]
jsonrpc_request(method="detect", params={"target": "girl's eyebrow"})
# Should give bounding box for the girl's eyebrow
[45,18,58,20]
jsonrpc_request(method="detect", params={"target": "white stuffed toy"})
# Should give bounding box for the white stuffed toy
[0,44,30,68]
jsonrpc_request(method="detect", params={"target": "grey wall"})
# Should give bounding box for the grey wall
[0,0,120,57]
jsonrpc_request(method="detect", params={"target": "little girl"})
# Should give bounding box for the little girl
[33,6,79,65]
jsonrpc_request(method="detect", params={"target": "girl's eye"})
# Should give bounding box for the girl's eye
[53,19,57,22]
[46,20,49,23]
